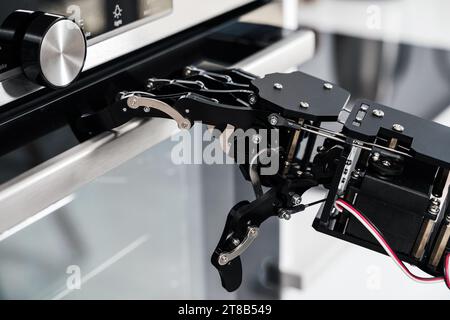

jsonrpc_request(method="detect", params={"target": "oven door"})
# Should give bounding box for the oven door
[0,3,314,299]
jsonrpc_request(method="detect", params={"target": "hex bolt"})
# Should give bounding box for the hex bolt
[232,239,240,246]
[300,101,310,109]
[351,170,362,179]
[290,194,302,207]
[372,152,380,162]
[144,107,151,113]
[252,134,262,144]
[184,68,192,76]
[268,115,279,126]
[323,83,333,90]
[249,95,257,105]
[372,109,384,118]
[218,254,229,265]
[382,160,391,167]
[273,83,283,90]
[392,124,404,132]
[278,209,291,221]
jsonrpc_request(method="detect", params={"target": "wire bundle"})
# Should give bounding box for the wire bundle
[334,199,450,289]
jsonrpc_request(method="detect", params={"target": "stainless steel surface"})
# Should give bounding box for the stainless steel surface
[218,226,259,265]
[0,27,315,237]
[234,30,316,76]
[0,0,255,106]
[0,119,179,236]
[337,145,360,196]
[39,19,86,87]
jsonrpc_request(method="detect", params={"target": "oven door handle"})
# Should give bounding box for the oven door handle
[0,30,315,237]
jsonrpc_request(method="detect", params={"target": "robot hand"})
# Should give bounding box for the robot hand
[72,66,450,292]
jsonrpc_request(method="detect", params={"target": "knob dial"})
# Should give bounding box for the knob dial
[1,10,87,88]
[22,12,87,88]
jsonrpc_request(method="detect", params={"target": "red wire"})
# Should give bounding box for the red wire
[335,199,447,285]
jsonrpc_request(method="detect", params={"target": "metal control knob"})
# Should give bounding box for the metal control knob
[0,10,87,88]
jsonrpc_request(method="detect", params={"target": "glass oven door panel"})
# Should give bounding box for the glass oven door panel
[0,135,232,299]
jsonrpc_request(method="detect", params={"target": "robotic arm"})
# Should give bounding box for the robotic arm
[73,66,450,292]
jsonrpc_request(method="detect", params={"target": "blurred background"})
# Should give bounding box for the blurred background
[0,0,450,299]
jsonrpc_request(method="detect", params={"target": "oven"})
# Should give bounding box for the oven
[0,0,314,299]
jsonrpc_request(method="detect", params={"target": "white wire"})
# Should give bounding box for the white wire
[335,199,445,284]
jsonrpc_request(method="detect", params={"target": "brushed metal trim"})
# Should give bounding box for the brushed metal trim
[0,29,315,236]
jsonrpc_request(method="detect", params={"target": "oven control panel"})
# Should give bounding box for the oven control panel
[0,0,172,77]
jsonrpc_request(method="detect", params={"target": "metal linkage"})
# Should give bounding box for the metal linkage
[268,113,412,158]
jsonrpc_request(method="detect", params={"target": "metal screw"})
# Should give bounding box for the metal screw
[249,227,258,236]
[382,160,391,167]
[278,209,291,221]
[232,239,240,246]
[122,108,127,112]
[300,101,310,109]
[268,115,279,126]
[428,198,441,215]
[351,170,361,179]
[185,109,190,114]
[129,96,138,107]
[290,194,302,207]
[218,255,228,265]
[184,68,192,76]
[317,146,325,153]
[323,83,333,90]
[372,152,380,162]
[296,170,303,176]
[249,95,257,105]
[392,124,404,132]
[273,83,283,90]
[252,134,262,144]
[144,107,151,113]
[179,120,191,130]
[372,109,384,118]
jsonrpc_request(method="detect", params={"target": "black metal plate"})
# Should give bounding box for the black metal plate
[343,99,450,168]
[251,71,350,121]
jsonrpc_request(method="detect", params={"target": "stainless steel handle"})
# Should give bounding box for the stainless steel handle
[0,29,315,237]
